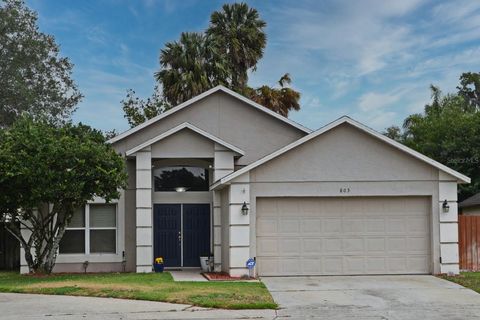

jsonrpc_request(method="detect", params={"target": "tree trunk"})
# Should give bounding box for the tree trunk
[41,223,67,274]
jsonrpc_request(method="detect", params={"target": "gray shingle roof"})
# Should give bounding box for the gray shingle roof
[459,192,480,208]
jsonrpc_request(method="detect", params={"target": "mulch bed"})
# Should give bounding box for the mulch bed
[202,272,256,281]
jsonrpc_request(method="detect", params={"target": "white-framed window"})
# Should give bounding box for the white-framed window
[59,204,117,254]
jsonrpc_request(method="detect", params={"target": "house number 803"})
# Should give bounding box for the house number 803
[340,187,350,193]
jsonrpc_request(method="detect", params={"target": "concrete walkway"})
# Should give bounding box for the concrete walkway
[169,269,207,281]
[263,275,480,320]
[0,292,276,320]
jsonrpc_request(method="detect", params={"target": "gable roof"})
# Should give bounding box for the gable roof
[459,193,480,208]
[211,116,470,189]
[108,85,312,144]
[125,122,245,156]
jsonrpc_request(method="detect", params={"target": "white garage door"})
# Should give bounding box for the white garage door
[256,197,431,276]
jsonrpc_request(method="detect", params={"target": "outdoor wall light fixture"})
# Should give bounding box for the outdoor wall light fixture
[241,202,249,215]
[442,199,450,213]
[175,187,187,193]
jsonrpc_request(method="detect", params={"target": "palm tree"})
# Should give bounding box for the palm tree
[155,32,213,106]
[207,3,266,91]
[247,74,301,117]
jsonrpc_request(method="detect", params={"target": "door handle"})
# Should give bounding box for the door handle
[178,231,182,242]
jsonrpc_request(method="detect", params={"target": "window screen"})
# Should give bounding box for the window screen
[59,230,85,254]
[68,207,85,228]
[90,230,116,253]
[89,204,116,228]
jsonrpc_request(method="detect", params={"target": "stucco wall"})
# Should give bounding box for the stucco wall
[250,123,437,183]
[150,129,215,158]
[53,262,124,273]
[112,91,306,166]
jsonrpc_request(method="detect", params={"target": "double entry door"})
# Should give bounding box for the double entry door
[153,204,210,267]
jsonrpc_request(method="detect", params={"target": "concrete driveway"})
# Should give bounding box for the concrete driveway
[262,275,480,320]
[0,292,276,320]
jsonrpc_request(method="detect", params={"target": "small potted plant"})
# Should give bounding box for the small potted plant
[154,257,164,272]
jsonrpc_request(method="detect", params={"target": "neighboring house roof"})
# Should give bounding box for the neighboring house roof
[459,193,480,208]
[125,122,245,156]
[211,116,471,189]
[108,85,312,144]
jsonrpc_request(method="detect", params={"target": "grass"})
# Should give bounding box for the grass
[0,272,277,309]
[440,272,480,294]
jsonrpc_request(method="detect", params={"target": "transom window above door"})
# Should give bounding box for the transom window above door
[153,166,209,192]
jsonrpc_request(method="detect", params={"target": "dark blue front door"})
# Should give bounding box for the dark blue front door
[183,204,210,267]
[154,204,181,267]
[154,204,210,268]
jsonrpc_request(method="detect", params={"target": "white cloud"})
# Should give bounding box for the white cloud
[358,92,400,112]
[267,0,424,77]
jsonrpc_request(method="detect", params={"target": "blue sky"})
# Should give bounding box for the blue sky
[27,0,480,132]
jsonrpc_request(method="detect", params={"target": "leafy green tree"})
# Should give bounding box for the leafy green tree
[383,125,402,141]
[0,117,127,273]
[155,32,215,106]
[207,2,266,90]
[457,72,480,111]
[121,85,168,128]
[0,0,82,128]
[385,85,480,200]
[246,74,301,117]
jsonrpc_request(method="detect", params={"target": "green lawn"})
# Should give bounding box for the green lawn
[440,272,480,294]
[0,272,276,309]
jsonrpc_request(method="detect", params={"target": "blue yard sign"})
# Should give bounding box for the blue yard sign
[246,258,256,269]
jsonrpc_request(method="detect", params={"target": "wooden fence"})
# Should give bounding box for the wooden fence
[459,215,480,271]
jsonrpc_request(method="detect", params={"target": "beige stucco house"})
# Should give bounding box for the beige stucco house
[21,86,470,276]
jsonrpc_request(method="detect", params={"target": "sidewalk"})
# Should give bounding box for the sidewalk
[169,269,207,281]
[0,293,276,320]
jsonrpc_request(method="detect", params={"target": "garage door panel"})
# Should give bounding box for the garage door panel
[303,259,322,273]
[345,257,365,274]
[342,218,365,233]
[387,217,408,233]
[366,238,386,252]
[302,219,322,233]
[323,218,342,233]
[257,257,279,275]
[256,197,431,276]
[366,218,386,233]
[408,216,429,233]
[366,257,386,272]
[387,237,407,252]
[303,238,322,254]
[257,218,277,234]
[277,200,299,216]
[324,238,342,252]
[388,257,408,272]
[407,237,429,252]
[281,238,301,254]
[407,256,429,272]
[279,218,300,233]
[257,238,279,256]
[343,238,365,253]
[324,257,342,274]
